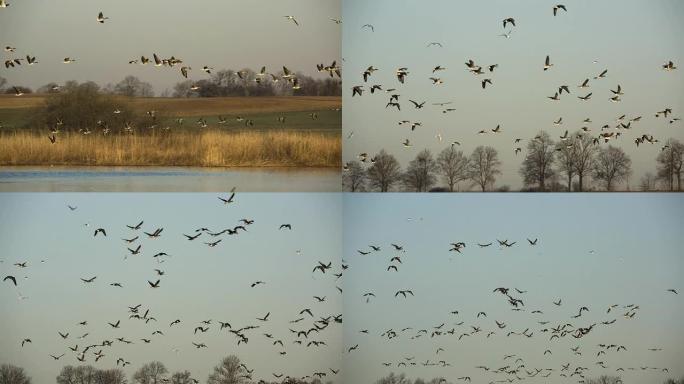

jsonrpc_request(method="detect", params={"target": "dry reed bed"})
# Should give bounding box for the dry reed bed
[0,131,341,167]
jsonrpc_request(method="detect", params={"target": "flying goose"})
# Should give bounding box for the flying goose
[553,4,567,16]
[502,17,515,28]
[662,61,677,71]
[578,93,592,101]
[284,16,299,26]
[543,55,553,71]
[361,24,374,32]
[96,12,109,23]
[63,57,76,64]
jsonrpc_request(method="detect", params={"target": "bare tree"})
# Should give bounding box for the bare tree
[133,362,167,384]
[0,364,31,384]
[585,376,623,384]
[207,355,249,384]
[592,145,632,191]
[94,369,127,384]
[437,146,469,191]
[468,146,501,192]
[640,172,657,191]
[367,150,402,192]
[114,76,154,97]
[556,132,588,191]
[376,373,411,384]
[57,365,97,384]
[656,138,684,191]
[402,149,438,192]
[170,371,194,384]
[572,133,597,191]
[520,131,556,191]
[343,160,366,192]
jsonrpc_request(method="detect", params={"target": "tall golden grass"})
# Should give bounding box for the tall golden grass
[0,130,341,167]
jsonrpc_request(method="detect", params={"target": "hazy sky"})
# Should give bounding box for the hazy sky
[342,0,684,190]
[0,193,342,384]
[343,193,684,384]
[0,0,340,93]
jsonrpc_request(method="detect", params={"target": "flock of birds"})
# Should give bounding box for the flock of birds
[346,3,681,168]
[1,7,342,139]
[2,192,344,384]
[344,233,680,383]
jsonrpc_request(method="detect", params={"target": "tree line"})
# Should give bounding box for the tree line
[0,68,342,98]
[344,133,683,192]
[1,356,334,384]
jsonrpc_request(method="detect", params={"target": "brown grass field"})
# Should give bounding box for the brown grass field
[0,130,341,167]
[0,95,341,167]
[0,95,341,116]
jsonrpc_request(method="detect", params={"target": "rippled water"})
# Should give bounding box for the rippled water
[0,166,341,192]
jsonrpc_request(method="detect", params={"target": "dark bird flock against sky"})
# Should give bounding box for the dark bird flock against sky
[342,0,684,189]
[342,193,683,384]
[0,193,342,384]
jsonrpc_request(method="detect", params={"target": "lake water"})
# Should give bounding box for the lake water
[0,166,341,192]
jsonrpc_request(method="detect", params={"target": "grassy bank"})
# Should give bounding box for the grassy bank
[0,130,341,167]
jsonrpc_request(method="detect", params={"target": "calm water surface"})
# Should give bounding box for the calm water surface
[0,166,341,192]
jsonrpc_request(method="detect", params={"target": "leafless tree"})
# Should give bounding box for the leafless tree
[170,371,194,384]
[437,146,469,191]
[133,362,167,384]
[376,372,411,384]
[0,364,31,384]
[585,376,623,384]
[94,369,127,384]
[656,138,684,191]
[572,133,597,191]
[367,150,402,192]
[343,160,366,192]
[640,172,658,191]
[206,355,249,384]
[57,365,98,384]
[556,132,589,191]
[114,75,154,97]
[468,146,501,192]
[402,149,438,192]
[520,131,557,191]
[592,145,632,191]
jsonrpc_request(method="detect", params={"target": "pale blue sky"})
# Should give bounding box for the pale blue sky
[343,193,684,383]
[342,0,684,190]
[0,193,342,384]
[0,0,340,93]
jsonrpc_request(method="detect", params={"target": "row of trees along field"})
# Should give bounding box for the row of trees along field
[344,135,683,192]
[1,356,334,384]
[0,69,342,98]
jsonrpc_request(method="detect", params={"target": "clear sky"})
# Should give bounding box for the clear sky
[0,193,342,384]
[0,0,340,93]
[343,193,684,384]
[342,0,684,190]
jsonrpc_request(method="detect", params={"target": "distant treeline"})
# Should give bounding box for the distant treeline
[0,68,342,98]
[1,355,335,384]
[344,134,683,192]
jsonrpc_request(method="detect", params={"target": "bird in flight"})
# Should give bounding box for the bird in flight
[284,16,299,26]
[502,17,515,28]
[362,24,374,32]
[96,11,109,23]
[257,312,270,322]
[279,224,292,230]
[553,4,567,16]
